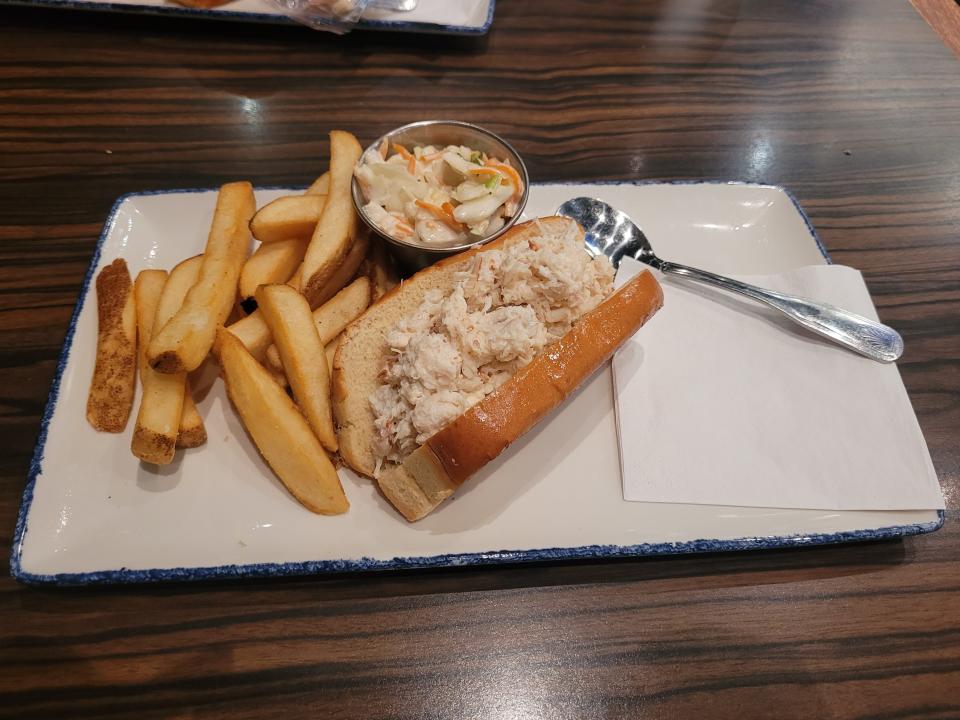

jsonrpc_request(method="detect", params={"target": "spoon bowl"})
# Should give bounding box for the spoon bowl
[558,196,658,269]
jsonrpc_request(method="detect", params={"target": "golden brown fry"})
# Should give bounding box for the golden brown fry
[250,195,326,244]
[325,336,339,376]
[268,367,288,388]
[177,379,207,448]
[306,172,330,196]
[265,276,371,373]
[131,269,183,464]
[218,230,368,361]
[215,309,271,362]
[287,264,304,288]
[264,343,283,374]
[300,131,363,305]
[315,276,372,343]
[87,258,137,433]
[217,328,349,515]
[155,255,202,329]
[148,182,254,373]
[313,227,369,307]
[239,238,309,299]
[156,254,207,448]
[133,270,168,385]
[256,285,338,451]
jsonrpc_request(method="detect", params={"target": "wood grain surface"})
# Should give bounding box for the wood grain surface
[2,0,959,717]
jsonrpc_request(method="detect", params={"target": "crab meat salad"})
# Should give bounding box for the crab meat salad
[354,140,524,248]
[369,220,615,474]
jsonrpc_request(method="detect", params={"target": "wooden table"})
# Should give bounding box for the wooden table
[2,1,959,716]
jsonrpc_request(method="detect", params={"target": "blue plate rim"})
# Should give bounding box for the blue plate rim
[0,0,496,34]
[9,179,942,586]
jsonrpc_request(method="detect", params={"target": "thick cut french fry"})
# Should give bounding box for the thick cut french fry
[265,276,371,373]
[263,346,281,374]
[306,172,330,196]
[312,227,369,307]
[131,270,183,464]
[287,264,304,288]
[87,258,137,433]
[250,195,326,244]
[156,255,203,323]
[178,379,207,448]
[215,309,272,362]
[301,131,363,305]
[157,255,207,448]
[148,182,254,374]
[217,328,348,515]
[214,261,305,361]
[256,285,338,451]
[269,368,288,388]
[239,238,308,299]
[133,271,168,385]
[325,336,339,376]
[218,230,368,361]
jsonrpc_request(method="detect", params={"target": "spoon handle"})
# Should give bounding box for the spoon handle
[659,262,904,362]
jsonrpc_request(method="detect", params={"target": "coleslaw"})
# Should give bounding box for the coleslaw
[354,140,524,247]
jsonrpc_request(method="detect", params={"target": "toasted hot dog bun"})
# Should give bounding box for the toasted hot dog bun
[333,217,663,521]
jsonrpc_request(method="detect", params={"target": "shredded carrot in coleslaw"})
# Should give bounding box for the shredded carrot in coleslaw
[485,161,524,199]
[416,200,465,231]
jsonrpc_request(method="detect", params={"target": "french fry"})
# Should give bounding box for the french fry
[256,285,338,451]
[287,264,304,288]
[177,379,207,448]
[250,195,326,244]
[133,271,168,386]
[148,182,254,373]
[239,238,309,299]
[263,347,281,374]
[306,172,330,196]
[131,270,183,464]
[215,309,273,362]
[156,255,203,321]
[156,255,207,449]
[86,258,137,433]
[300,131,363,305]
[240,166,330,297]
[269,367,288,388]
[214,263,305,361]
[217,328,349,515]
[265,276,371,374]
[312,227,369,307]
[218,230,368,361]
[325,336,339,376]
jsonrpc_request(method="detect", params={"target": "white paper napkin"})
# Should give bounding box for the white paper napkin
[612,259,944,511]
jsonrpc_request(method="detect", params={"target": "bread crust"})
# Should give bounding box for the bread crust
[410,270,663,492]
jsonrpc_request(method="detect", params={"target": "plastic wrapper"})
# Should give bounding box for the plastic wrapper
[264,0,414,34]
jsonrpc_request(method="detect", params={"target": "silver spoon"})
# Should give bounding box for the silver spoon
[557,197,903,363]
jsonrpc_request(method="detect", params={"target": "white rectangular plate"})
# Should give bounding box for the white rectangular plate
[0,0,495,34]
[11,182,942,585]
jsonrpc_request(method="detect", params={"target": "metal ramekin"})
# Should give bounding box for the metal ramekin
[351,120,530,274]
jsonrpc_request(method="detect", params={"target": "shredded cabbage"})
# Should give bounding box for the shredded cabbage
[354,143,522,247]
